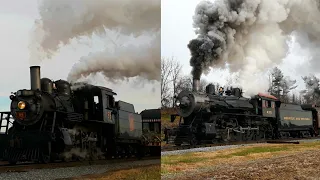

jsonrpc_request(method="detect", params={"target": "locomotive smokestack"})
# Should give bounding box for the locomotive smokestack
[30,66,41,90]
[193,79,200,92]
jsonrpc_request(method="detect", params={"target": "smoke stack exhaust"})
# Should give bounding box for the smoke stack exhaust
[30,66,41,90]
[193,79,200,92]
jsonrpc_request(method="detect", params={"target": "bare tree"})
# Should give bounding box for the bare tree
[176,75,193,92]
[199,79,208,93]
[161,57,182,108]
[171,58,182,107]
[161,57,173,107]
[176,75,209,93]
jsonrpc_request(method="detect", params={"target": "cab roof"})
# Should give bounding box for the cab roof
[257,93,278,100]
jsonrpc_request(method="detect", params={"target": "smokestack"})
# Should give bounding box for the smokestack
[30,66,41,90]
[193,79,200,92]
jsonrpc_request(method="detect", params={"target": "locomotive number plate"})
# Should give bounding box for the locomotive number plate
[16,112,26,120]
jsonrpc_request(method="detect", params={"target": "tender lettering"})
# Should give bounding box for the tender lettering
[283,116,311,121]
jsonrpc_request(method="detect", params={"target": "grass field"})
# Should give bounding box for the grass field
[161,141,320,177]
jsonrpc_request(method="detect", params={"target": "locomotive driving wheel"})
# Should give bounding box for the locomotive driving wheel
[40,153,50,164]
[190,134,198,147]
[40,142,52,164]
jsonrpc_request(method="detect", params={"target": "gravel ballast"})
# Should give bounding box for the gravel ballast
[0,159,159,180]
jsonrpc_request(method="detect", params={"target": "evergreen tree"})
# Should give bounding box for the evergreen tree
[268,67,297,102]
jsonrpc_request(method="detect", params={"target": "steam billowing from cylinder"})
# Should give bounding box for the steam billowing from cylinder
[188,0,320,95]
[29,0,160,82]
[30,66,41,91]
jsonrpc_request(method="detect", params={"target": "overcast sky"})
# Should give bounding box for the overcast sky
[161,0,316,96]
[0,0,160,113]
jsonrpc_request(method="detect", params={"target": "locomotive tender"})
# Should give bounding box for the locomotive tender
[170,78,320,146]
[1,66,159,164]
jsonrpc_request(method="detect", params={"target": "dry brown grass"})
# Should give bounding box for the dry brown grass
[67,165,160,180]
[161,141,320,177]
[173,149,320,180]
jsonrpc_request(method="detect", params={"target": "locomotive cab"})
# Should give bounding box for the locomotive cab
[72,84,117,123]
[251,93,279,117]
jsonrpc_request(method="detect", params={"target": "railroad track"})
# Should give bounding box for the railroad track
[161,137,320,152]
[0,156,160,173]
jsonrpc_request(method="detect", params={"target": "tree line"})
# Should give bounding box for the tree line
[161,57,320,108]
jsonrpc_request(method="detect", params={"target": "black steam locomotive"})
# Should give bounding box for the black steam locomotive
[170,79,320,146]
[0,66,160,164]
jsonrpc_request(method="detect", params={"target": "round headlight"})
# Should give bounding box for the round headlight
[17,101,26,110]
[175,100,180,107]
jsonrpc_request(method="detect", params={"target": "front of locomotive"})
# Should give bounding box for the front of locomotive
[10,66,55,126]
[175,79,210,118]
[172,79,212,145]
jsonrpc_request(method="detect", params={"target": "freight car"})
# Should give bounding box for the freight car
[0,66,157,164]
[140,108,161,155]
[169,78,320,146]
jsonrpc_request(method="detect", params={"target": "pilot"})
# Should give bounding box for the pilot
[218,87,224,96]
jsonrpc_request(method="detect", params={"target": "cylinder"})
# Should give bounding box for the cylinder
[30,66,41,90]
[193,79,200,92]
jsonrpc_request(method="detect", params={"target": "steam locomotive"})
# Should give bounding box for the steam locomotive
[170,79,320,146]
[0,66,160,164]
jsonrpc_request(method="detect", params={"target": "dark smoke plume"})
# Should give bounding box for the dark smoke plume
[188,0,320,95]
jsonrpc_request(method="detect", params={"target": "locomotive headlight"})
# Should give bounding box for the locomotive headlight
[175,100,180,107]
[17,101,26,110]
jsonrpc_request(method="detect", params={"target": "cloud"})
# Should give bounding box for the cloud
[0,2,160,113]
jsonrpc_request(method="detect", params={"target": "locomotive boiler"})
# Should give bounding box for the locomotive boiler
[3,66,150,164]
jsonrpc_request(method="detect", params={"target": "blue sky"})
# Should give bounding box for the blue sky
[0,0,160,112]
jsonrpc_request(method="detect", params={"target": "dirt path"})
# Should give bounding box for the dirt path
[163,150,320,180]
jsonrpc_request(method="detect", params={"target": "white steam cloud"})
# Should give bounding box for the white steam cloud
[29,0,160,82]
[189,0,320,96]
[67,31,160,82]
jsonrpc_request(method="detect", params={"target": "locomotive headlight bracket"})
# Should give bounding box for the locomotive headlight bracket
[17,101,26,110]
